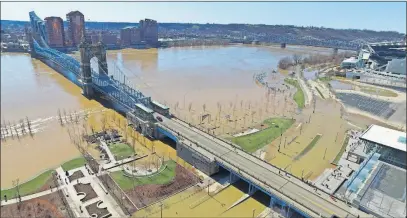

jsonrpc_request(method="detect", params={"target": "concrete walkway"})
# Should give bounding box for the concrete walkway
[1,165,126,218]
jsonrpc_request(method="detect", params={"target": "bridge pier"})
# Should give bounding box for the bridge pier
[229,172,239,183]
[248,183,257,195]
[79,38,94,98]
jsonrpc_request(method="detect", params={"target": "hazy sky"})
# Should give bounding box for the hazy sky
[1,2,406,33]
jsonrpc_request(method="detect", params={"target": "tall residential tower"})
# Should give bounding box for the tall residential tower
[66,11,85,47]
[44,16,65,48]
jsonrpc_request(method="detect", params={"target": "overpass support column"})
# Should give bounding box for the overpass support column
[229,172,239,183]
[248,184,257,195]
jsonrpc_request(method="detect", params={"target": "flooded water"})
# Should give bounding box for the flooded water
[329,80,354,90]
[1,45,332,188]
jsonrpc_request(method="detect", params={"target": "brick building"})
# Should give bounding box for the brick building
[44,16,65,48]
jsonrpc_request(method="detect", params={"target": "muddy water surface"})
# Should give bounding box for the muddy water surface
[1,45,331,188]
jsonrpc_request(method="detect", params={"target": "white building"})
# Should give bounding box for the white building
[359,124,406,168]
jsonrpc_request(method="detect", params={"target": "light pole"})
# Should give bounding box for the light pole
[160,201,163,218]
[252,208,256,218]
[183,91,189,110]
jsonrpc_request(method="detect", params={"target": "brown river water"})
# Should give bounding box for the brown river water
[1,45,335,188]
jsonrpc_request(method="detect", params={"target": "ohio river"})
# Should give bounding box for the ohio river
[0,45,332,188]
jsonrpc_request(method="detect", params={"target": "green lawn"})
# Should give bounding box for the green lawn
[294,134,322,161]
[231,118,295,153]
[109,143,134,161]
[61,157,86,171]
[332,135,349,165]
[0,170,55,201]
[284,78,305,109]
[360,87,398,97]
[318,76,332,83]
[111,160,176,190]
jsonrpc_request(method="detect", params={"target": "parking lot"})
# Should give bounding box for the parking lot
[336,93,396,119]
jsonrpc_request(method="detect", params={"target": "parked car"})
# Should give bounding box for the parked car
[156,116,163,122]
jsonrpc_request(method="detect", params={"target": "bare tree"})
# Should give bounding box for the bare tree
[101,113,107,131]
[69,110,74,123]
[63,109,67,124]
[292,54,303,65]
[20,119,26,135]
[74,111,80,124]
[12,179,21,207]
[57,109,63,126]
[278,56,293,69]
[188,103,192,112]
[13,122,19,140]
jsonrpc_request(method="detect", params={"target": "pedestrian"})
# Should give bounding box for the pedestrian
[50,185,52,191]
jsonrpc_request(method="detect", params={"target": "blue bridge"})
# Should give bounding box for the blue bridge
[28,11,367,218]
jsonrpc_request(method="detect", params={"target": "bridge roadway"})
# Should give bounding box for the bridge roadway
[156,113,371,218]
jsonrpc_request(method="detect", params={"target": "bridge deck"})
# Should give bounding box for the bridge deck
[157,113,371,218]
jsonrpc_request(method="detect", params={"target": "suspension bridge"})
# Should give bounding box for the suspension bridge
[27,11,370,218]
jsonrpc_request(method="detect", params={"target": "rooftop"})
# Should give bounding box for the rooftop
[360,124,406,152]
[342,57,359,64]
[135,103,154,113]
[152,100,169,110]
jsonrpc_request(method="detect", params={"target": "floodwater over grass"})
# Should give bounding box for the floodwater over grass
[232,118,295,153]
[133,183,266,217]
[1,45,336,191]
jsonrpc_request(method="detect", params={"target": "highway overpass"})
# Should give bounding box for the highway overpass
[153,113,371,218]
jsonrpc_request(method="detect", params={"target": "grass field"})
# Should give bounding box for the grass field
[360,87,398,97]
[231,118,295,153]
[0,170,55,201]
[109,142,134,161]
[61,157,86,171]
[332,135,349,165]
[294,134,322,161]
[111,160,176,190]
[284,78,305,109]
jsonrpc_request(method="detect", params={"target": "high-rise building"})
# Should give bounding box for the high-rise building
[120,26,141,46]
[44,16,65,48]
[66,11,85,47]
[120,26,133,46]
[139,19,158,47]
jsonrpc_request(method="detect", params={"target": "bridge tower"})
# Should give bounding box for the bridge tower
[79,36,109,98]
[25,26,38,58]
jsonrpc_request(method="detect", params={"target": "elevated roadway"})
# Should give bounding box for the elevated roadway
[156,113,371,218]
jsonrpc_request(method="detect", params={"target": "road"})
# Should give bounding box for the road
[156,113,371,218]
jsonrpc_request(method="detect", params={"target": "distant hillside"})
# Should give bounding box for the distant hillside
[2,20,405,50]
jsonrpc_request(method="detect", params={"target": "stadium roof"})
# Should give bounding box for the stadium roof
[360,124,406,152]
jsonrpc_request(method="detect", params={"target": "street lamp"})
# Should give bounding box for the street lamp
[252,208,256,218]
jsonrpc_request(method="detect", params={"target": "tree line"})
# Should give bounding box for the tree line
[278,51,355,70]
